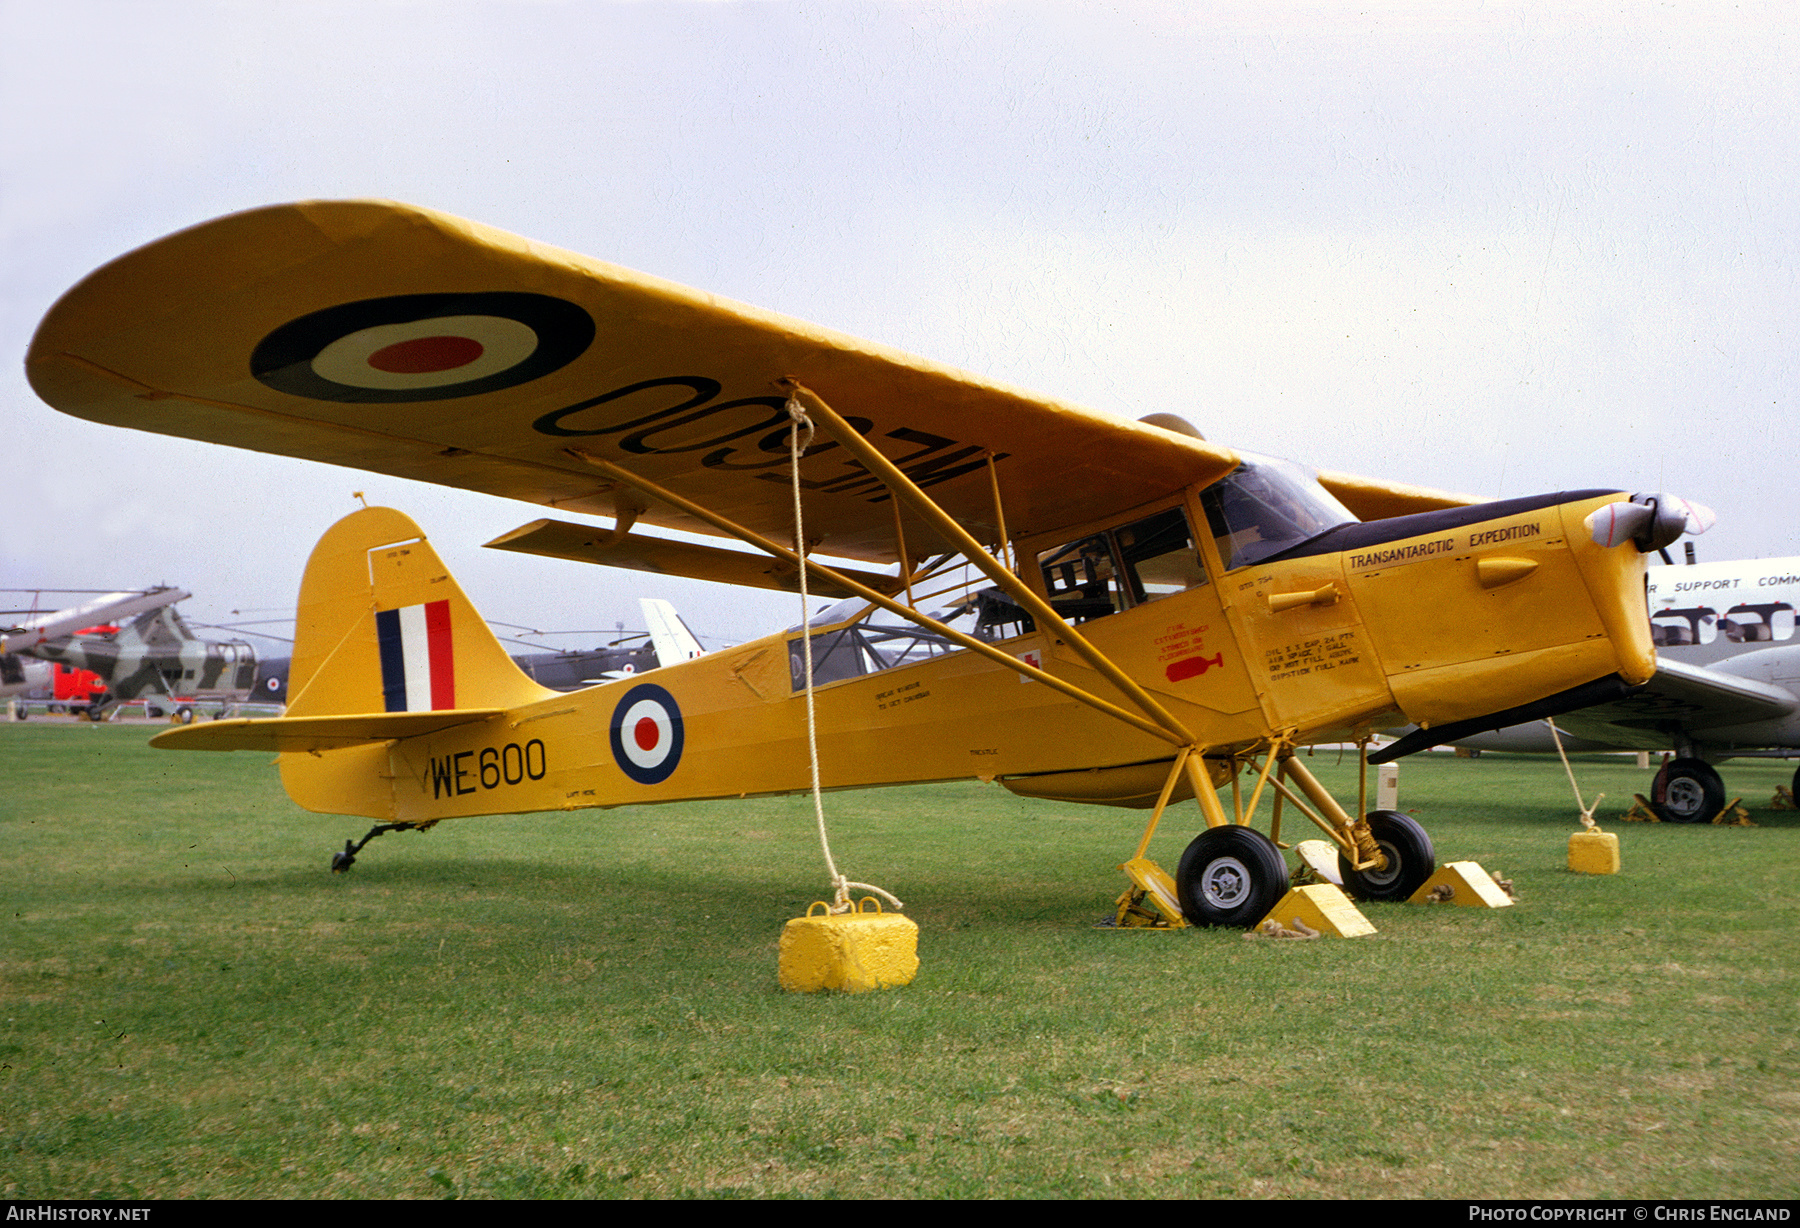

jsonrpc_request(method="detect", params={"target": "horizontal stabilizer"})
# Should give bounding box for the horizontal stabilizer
[149,708,505,753]
[484,518,903,598]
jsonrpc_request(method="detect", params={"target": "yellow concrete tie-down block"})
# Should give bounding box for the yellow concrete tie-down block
[778,899,920,993]
[1257,884,1377,937]
[1408,860,1515,906]
[1568,830,1621,874]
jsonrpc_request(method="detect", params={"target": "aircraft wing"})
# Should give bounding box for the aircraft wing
[29,200,1252,565]
[149,708,505,753]
[1552,658,1798,750]
[1314,470,1487,520]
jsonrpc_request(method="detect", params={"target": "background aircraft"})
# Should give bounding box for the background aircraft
[5,591,260,721]
[3,589,184,716]
[1450,554,1800,820]
[505,598,705,690]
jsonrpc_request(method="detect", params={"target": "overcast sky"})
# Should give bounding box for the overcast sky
[3,1,1794,652]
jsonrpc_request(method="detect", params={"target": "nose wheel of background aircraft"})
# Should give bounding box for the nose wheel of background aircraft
[1175,825,1287,927]
[1651,758,1726,824]
[1338,810,1435,902]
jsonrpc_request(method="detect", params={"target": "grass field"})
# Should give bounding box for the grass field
[2,722,1796,1199]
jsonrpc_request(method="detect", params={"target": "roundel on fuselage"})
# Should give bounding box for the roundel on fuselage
[608,682,684,785]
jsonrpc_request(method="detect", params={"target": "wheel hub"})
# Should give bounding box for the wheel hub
[1201,856,1250,908]
[1360,840,1401,888]
[1665,777,1705,817]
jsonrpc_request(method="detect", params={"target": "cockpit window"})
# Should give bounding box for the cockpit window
[1035,506,1208,625]
[1038,533,1125,623]
[1198,455,1358,570]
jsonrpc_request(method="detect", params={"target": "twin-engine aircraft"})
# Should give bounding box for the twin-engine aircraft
[1451,554,1800,821]
[26,201,1707,924]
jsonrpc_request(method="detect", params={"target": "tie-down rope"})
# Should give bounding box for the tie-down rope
[1546,717,1604,829]
[786,398,904,913]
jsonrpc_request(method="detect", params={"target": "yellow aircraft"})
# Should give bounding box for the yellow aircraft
[26,201,1706,926]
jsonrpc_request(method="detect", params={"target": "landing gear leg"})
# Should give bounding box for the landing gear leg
[330,822,415,873]
[1338,810,1436,901]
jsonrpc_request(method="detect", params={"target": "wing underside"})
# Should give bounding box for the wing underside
[1553,658,1797,749]
[29,200,1249,565]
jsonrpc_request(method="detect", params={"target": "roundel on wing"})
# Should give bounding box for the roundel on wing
[251,292,595,403]
[608,682,684,785]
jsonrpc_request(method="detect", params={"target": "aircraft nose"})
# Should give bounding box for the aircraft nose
[1584,492,1716,552]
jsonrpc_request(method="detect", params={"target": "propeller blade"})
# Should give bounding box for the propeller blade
[1588,494,1718,552]
[1585,501,1654,548]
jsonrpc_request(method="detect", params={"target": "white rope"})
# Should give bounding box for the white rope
[1545,717,1604,829]
[787,398,904,913]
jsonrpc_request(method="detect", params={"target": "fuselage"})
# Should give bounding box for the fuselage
[279,475,1653,823]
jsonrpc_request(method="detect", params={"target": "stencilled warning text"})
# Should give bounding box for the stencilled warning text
[1265,633,1362,682]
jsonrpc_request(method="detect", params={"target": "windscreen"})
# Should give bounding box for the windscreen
[1200,455,1359,570]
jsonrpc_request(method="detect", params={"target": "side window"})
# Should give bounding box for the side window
[1651,607,1717,646]
[1115,507,1207,605]
[1038,534,1124,623]
[1036,507,1207,624]
[1721,603,1795,644]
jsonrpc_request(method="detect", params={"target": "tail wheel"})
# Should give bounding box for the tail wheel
[1175,825,1287,928]
[1651,758,1725,824]
[1339,810,1435,902]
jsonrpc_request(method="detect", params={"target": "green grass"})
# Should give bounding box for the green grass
[2,723,1797,1199]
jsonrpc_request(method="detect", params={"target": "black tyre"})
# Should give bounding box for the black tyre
[1651,757,1725,824]
[1176,825,1288,927]
[175,706,194,724]
[1339,810,1435,902]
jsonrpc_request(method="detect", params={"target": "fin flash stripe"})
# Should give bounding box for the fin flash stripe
[376,600,455,712]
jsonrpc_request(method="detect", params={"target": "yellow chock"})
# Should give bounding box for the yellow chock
[1410,860,1516,905]
[1291,839,1344,886]
[1256,884,1375,938]
[778,898,919,993]
[1108,857,1187,929]
[1568,830,1620,874]
[1712,799,1755,826]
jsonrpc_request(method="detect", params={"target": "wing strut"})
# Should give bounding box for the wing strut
[561,449,1185,747]
[780,381,1199,747]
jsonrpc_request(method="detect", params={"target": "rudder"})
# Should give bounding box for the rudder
[286,506,554,718]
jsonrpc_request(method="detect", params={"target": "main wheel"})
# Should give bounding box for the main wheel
[1651,758,1725,823]
[1339,810,1435,902]
[1176,825,1288,928]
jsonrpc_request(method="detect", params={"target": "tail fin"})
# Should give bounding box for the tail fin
[639,597,705,666]
[287,506,555,717]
